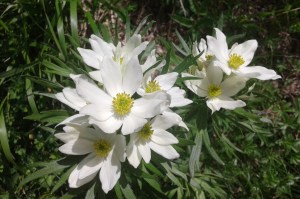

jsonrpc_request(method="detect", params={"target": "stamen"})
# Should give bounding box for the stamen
[228,53,245,70]
[207,84,222,98]
[112,92,134,116]
[138,123,154,141]
[145,80,161,93]
[93,139,112,158]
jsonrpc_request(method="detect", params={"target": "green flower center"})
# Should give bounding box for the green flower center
[145,80,161,93]
[228,53,245,70]
[93,139,112,158]
[112,92,134,116]
[207,84,222,98]
[138,123,154,141]
[205,54,214,61]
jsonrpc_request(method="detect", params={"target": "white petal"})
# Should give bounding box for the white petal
[122,56,143,95]
[137,141,151,163]
[89,116,122,134]
[78,154,103,180]
[155,72,178,91]
[89,70,103,84]
[77,48,101,69]
[151,129,178,145]
[236,66,281,80]
[55,130,79,143]
[206,34,227,64]
[126,135,142,168]
[121,114,147,135]
[55,92,80,111]
[113,134,126,162]
[122,34,141,54]
[206,64,223,85]
[75,76,112,105]
[221,75,247,97]
[101,57,123,96]
[59,139,93,155]
[151,113,181,130]
[80,103,113,121]
[123,41,148,64]
[196,78,209,97]
[206,96,246,114]
[231,40,257,67]
[167,87,192,107]
[89,35,114,58]
[69,157,99,188]
[131,94,169,118]
[57,114,89,127]
[149,142,179,159]
[141,49,156,72]
[100,155,121,193]
[63,88,86,109]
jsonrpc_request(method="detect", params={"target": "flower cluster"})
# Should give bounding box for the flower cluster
[55,34,192,193]
[54,28,280,193]
[183,28,281,113]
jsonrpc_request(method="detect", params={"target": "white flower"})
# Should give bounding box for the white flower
[55,125,126,193]
[207,28,281,80]
[126,114,180,168]
[77,34,149,83]
[184,64,247,113]
[76,56,170,135]
[138,72,192,108]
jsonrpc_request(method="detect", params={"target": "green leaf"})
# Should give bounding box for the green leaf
[189,132,202,177]
[221,134,243,153]
[42,60,73,77]
[176,30,190,54]
[25,76,64,89]
[26,78,38,113]
[120,184,137,199]
[202,130,225,165]
[51,165,76,194]
[18,160,70,189]
[161,46,172,74]
[55,0,67,58]
[171,14,193,28]
[85,12,100,36]
[70,0,79,45]
[0,109,16,166]
[24,110,69,124]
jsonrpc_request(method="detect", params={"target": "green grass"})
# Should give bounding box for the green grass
[0,0,299,198]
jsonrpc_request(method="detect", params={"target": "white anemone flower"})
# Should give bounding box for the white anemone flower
[192,38,214,70]
[138,72,192,108]
[55,125,126,193]
[185,64,247,113]
[207,28,281,80]
[126,114,180,168]
[76,56,170,135]
[77,34,148,83]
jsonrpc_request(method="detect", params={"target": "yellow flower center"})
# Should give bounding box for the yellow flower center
[228,53,245,70]
[113,56,124,65]
[138,123,154,141]
[205,54,214,61]
[93,139,112,158]
[112,92,134,116]
[145,80,161,93]
[207,84,222,98]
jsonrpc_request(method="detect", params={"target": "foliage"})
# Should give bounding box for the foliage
[0,0,299,198]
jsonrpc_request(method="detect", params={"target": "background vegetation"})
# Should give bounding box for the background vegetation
[0,0,299,198]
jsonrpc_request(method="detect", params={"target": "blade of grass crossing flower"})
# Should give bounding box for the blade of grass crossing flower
[85,12,100,36]
[173,54,201,74]
[202,130,225,165]
[161,46,172,74]
[70,0,79,45]
[25,78,38,113]
[189,132,202,177]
